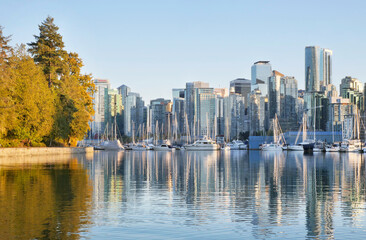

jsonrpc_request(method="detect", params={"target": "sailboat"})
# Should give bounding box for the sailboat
[287,117,304,151]
[325,109,340,152]
[339,110,362,152]
[102,117,124,150]
[298,112,315,152]
[262,114,285,151]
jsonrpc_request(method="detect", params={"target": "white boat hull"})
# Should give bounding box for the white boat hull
[325,147,339,152]
[185,145,220,151]
[132,147,147,151]
[287,145,304,151]
[101,140,124,151]
[153,146,173,151]
[261,144,283,151]
[313,147,323,152]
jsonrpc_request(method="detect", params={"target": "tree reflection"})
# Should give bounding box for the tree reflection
[0,156,92,239]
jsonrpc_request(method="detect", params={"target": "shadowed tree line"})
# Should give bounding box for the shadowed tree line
[0,16,95,147]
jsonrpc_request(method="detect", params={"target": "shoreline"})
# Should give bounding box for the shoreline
[0,147,94,157]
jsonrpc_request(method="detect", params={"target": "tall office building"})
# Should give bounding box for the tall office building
[117,84,131,135]
[90,79,110,137]
[230,78,251,108]
[268,71,284,119]
[185,81,210,136]
[305,46,333,129]
[305,46,333,91]
[228,92,245,139]
[250,61,272,133]
[340,76,364,111]
[104,89,123,134]
[150,98,172,138]
[124,92,145,137]
[251,61,272,95]
[280,76,298,130]
[197,90,216,138]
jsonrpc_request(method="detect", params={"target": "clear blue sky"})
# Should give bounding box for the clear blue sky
[1,0,365,102]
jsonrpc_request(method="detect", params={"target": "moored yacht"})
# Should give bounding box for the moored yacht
[262,143,283,151]
[325,143,340,152]
[132,143,147,151]
[153,143,174,151]
[339,139,362,152]
[103,140,124,151]
[228,140,245,150]
[287,144,304,151]
[261,114,285,152]
[184,137,220,151]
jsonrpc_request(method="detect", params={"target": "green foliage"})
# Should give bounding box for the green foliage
[28,16,66,87]
[28,16,95,146]
[0,17,95,147]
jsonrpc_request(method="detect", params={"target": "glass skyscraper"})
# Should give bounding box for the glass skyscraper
[305,46,333,130]
[251,61,272,96]
[305,46,332,91]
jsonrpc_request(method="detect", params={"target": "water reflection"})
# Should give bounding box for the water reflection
[84,150,366,239]
[0,155,92,239]
[1,151,365,239]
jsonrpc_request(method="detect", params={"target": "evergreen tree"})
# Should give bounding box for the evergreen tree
[28,17,95,146]
[28,16,66,88]
[0,26,16,144]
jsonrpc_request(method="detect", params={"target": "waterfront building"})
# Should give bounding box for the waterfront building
[340,76,364,112]
[197,91,216,138]
[269,71,300,131]
[150,98,172,139]
[230,78,251,108]
[172,88,185,137]
[249,89,263,135]
[213,88,229,138]
[268,71,284,120]
[172,97,185,137]
[117,84,131,134]
[185,81,210,137]
[305,46,333,92]
[214,95,226,137]
[297,95,305,123]
[251,61,272,95]
[90,79,110,138]
[305,46,333,129]
[172,88,185,99]
[250,61,272,134]
[228,92,246,139]
[279,76,298,130]
[104,89,123,132]
[124,92,145,137]
[326,96,353,133]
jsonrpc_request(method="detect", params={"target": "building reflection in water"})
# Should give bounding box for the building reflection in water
[85,150,366,239]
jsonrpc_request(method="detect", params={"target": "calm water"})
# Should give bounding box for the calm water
[0,151,366,239]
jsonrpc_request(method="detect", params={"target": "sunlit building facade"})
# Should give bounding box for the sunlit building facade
[90,79,110,137]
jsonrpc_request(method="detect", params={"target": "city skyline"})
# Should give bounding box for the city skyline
[1,0,366,102]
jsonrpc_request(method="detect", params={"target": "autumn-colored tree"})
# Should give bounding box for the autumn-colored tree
[0,26,16,145]
[28,17,95,146]
[8,45,55,146]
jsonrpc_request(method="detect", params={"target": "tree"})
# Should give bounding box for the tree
[28,17,95,146]
[0,26,16,143]
[8,45,55,146]
[28,16,66,88]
